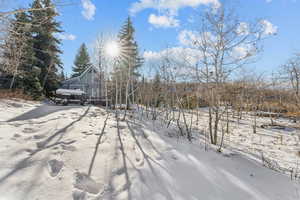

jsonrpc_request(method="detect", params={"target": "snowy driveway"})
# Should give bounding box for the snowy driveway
[7,104,82,122]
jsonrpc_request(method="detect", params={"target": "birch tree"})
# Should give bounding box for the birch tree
[191,5,269,145]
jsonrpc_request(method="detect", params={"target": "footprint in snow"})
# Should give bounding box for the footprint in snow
[36,141,46,148]
[94,132,103,136]
[135,157,144,167]
[12,123,22,127]
[62,144,77,151]
[13,133,21,138]
[53,151,65,155]
[72,190,86,200]
[48,159,64,177]
[171,154,178,160]
[113,167,126,175]
[25,148,34,153]
[73,172,102,194]
[82,131,92,135]
[111,125,126,129]
[24,136,33,141]
[33,134,46,139]
[23,128,37,134]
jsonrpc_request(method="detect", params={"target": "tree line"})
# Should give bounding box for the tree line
[1,1,299,148]
[0,0,63,99]
[102,5,300,149]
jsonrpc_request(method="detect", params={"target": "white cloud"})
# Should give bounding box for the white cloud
[143,47,203,79]
[260,20,278,35]
[178,29,217,48]
[56,33,76,41]
[232,44,257,59]
[81,0,96,20]
[148,14,179,28]
[236,22,249,36]
[144,47,202,66]
[130,0,221,15]
[130,0,220,29]
[178,28,259,60]
[178,30,199,46]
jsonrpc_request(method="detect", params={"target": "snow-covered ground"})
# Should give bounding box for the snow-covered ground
[0,99,300,200]
[0,99,42,122]
[161,108,300,174]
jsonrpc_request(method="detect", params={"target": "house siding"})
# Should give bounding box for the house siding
[61,67,103,98]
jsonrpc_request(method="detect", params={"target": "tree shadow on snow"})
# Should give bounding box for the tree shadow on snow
[0,106,90,186]
[87,114,109,176]
[125,120,174,200]
[116,118,132,200]
[7,104,81,122]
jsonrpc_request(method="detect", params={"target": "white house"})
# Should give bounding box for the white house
[61,66,104,99]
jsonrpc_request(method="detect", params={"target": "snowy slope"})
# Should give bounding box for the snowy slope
[150,106,300,174]
[0,99,299,200]
[0,99,41,122]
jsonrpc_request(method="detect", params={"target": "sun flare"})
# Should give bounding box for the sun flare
[105,41,120,58]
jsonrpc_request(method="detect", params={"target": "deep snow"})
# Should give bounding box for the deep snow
[0,99,299,200]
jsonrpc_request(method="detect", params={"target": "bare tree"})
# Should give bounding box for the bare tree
[191,5,267,145]
[0,0,72,17]
[93,34,112,110]
[281,55,300,105]
[0,15,32,89]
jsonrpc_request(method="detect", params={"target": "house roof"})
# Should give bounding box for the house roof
[63,65,101,84]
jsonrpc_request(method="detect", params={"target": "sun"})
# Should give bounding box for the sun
[105,41,120,58]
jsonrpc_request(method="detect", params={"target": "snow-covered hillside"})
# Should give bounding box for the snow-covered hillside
[162,108,300,175]
[0,99,299,200]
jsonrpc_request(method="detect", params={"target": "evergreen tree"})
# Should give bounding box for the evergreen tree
[59,69,66,81]
[29,0,63,97]
[65,72,69,80]
[118,17,143,77]
[111,17,143,107]
[23,67,43,99]
[71,43,92,77]
[1,0,62,99]
[2,10,43,98]
[16,12,43,98]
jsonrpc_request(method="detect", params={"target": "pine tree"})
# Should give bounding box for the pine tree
[16,12,43,98]
[29,0,63,97]
[59,69,66,82]
[1,0,61,99]
[2,10,43,98]
[112,17,143,109]
[71,43,92,77]
[23,67,43,99]
[118,17,143,77]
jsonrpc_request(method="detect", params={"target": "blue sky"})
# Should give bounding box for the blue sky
[9,0,300,76]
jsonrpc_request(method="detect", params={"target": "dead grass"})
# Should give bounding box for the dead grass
[0,89,34,101]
